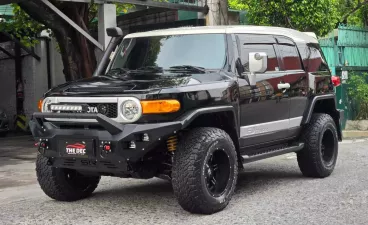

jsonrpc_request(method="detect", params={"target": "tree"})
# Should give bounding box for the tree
[0,0,131,81]
[230,0,341,37]
[339,0,368,26]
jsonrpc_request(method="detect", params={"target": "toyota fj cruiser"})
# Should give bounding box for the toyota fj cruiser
[31,26,344,215]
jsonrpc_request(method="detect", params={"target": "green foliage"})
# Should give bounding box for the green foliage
[230,0,340,37]
[228,0,248,11]
[0,4,44,48]
[347,72,368,120]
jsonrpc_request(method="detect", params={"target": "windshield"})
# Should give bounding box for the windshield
[107,33,227,73]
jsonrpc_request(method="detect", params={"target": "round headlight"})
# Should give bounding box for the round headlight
[121,100,141,121]
[42,98,53,112]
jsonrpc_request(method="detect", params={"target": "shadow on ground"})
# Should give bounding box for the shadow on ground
[71,163,307,215]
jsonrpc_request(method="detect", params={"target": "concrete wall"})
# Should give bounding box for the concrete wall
[0,59,16,128]
[49,39,65,87]
[23,40,49,120]
[22,39,65,120]
[0,38,65,129]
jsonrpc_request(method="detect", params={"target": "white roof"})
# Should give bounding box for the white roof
[124,25,318,44]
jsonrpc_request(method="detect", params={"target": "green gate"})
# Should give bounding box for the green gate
[319,24,368,128]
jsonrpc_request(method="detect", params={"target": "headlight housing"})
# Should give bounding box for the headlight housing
[121,99,142,122]
[40,97,55,112]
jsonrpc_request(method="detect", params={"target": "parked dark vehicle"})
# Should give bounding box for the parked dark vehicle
[30,26,344,214]
[0,109,9,137]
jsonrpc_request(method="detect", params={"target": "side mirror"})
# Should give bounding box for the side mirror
[241,52,268,86]
[106,27,123,37]
[249,52,267,73]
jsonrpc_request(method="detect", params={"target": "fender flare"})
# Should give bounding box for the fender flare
[177,106,239,137]
[302,94,343,141]
[302,94,339,124]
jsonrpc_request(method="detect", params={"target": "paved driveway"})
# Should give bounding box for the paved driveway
[0,137,367,225]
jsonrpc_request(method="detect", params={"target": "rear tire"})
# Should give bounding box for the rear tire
[172,127,238,214]
[36,154,101,201]
[297,113,339,178]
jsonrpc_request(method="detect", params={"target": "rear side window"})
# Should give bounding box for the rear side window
[240,44,280,72]
[308,45,330,72]
[277,44,302,70]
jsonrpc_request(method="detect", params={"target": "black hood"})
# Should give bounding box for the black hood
[45,72,232,97]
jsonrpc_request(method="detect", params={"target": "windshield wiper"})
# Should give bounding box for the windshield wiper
[134,66,164,73]
[168,65,206,74]
[106,68,130,76]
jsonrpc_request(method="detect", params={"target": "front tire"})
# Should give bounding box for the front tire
[297,113,339,178]
[36,154,101,201]
[172,127,238,214]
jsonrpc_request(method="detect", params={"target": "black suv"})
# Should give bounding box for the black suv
[30,26,344,215]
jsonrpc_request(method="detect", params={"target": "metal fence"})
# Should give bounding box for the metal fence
[319,24,368,126]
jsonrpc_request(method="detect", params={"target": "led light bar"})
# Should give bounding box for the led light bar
[50,105,83,111]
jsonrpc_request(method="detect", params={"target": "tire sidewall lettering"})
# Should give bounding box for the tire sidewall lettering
[200,138,236,205]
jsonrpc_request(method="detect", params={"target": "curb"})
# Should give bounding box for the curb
[341,138,368,144]
[341,130,368,144]
[343,130,368,139]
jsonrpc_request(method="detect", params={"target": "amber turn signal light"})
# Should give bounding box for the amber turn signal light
[38,99,44,112]
[140,100,180,114]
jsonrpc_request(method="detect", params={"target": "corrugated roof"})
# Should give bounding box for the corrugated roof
[0,4,13,17]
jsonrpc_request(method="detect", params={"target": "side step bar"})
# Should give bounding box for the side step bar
[241,143,304,164]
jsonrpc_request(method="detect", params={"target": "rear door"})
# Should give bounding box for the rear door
[274,36,307,136]
[236,34,291,149]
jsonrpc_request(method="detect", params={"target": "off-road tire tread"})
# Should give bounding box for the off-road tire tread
[172,127,238,214]
[297,113,338,178]
[36,154,100,201]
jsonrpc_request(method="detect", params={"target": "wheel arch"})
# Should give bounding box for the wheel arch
[179,106,242,167]
[302,94,343,141]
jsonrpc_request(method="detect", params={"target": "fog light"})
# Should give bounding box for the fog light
[142,133,149,142]
[40,142,47,148]
[129,141,136,149]
[103,144,111,152]
[38,140,48,154]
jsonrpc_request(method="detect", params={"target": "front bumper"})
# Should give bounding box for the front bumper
[30,112,182,174]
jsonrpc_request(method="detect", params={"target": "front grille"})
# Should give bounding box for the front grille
[57,103,118,118]
[88,103,118,118]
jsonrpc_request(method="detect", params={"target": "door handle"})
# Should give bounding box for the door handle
[277,83,290,90]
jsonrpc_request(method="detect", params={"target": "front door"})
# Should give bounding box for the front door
[236,34,291,150]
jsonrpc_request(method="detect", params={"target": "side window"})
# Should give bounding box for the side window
[241,44,280,72]
[277,44,302,71]
[308,45,330,72]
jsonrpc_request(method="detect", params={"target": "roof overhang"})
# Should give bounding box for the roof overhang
[0,31,40,60]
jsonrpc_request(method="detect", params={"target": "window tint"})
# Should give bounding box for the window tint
[109,34,226,71]
[238,34,276,44]
[240,44,279,72]
[307,45,330,72]
[278,44,302,70]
